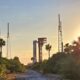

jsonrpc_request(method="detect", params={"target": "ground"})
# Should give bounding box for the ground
[14,70,62,80]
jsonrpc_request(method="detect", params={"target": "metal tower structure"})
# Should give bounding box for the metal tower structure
[58,14,63,52]
[7,22,10,58]
[38,38,47,62]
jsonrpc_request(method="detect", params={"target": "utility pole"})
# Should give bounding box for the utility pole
[58,14,63,52]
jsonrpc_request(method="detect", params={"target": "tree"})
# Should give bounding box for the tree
[72,39,80,55]
[8,57,26,72]
[45,44,52,59]
[64,37,80,55]
[0,38,5,58]
[64,43,72,54]
[0,64,6,77]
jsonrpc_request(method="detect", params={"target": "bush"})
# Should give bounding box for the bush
[31,53,80,80]
[0,57,26,75]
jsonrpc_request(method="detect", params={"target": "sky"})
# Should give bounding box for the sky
[0,0,80,64]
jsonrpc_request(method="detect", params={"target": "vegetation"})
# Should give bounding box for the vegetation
[0,38,26,79]
[0,38,5,58]
[45,44,52,59]
[31,37,80,80]
[0,57,26,78]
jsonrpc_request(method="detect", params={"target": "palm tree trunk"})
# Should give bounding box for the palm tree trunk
[0,46,2,58]
[48,51,50,59]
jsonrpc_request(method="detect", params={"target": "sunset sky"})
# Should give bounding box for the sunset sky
[0,0,80,64]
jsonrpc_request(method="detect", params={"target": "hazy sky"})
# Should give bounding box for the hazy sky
[0,0,80,64]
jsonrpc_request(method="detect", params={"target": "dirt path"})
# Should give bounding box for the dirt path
[15,70,62,80]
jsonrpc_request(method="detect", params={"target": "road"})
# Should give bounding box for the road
[15,70,62,80]
[15,70,47,80]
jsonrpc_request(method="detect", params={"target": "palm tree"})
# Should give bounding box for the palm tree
[0,38,5,58]
[64,43,72,53]
[45,44,52,59]
[72,40,80,54]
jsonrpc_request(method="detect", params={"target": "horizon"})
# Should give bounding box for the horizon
[0,0,80,64]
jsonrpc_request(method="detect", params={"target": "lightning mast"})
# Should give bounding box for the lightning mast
[58,14,63,52]
[7,23,10,58]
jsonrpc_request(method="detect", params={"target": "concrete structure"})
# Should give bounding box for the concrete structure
[38,38,47,62]
[33,40,37,63]
[32,37,47,63]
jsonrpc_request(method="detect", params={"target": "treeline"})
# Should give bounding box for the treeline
[0,57,25,78]
[31,37,80,80]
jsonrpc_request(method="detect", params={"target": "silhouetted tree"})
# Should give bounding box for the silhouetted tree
[45,44,52,59]
[8,56,26,72]
[64,43,72,54]
[64,37,80,55]
[0,38,5,58]
[72,39,80,55]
